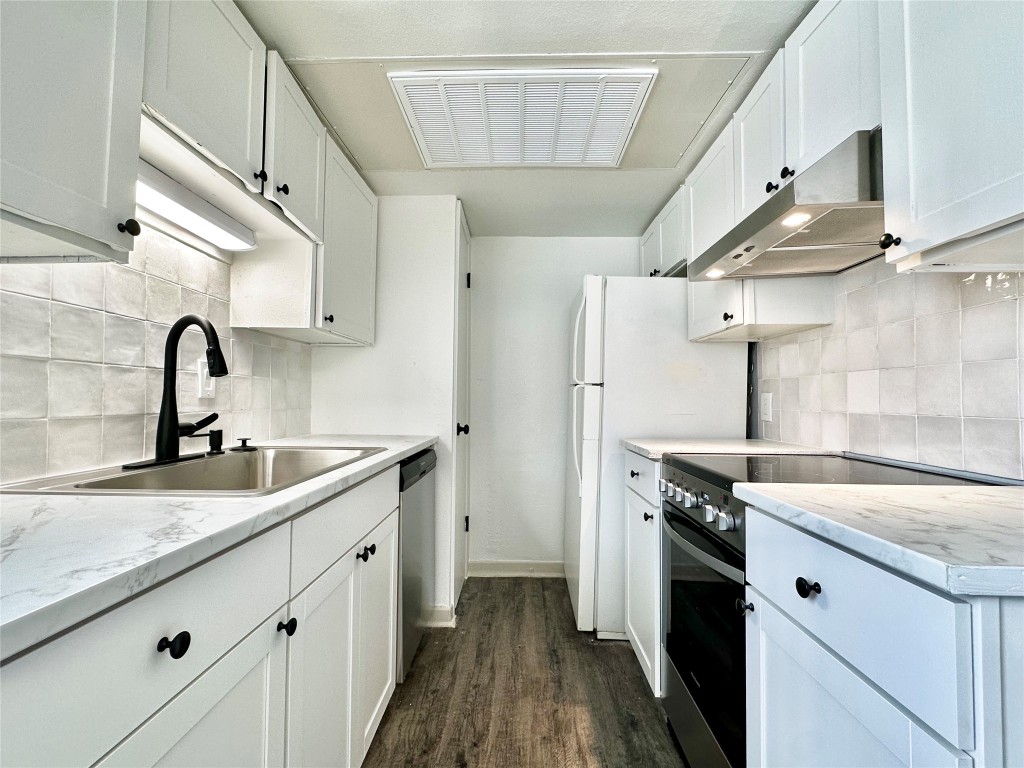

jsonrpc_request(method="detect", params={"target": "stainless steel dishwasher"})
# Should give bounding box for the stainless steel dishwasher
[397,448,436,682]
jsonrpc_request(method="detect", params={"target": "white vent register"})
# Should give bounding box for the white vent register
[388,68,657,168]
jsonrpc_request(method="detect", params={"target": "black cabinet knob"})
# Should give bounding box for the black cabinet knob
[765,181,780,193]
[879,233,902,250]
[357,547,369,562]
[276,183,289,195]
[643,511,654,522]
[324,314,334,323]
[117,218,141,237]
[457,422,469,436]
[254,169,268,183]
[649,269,661,277]
[277,618,298,636]
[781,166,796,179]
[630,470,640,478]
[735,599,755,615]
[723,312,734,322]
[157,630,191,659]
[795,576,822,599]
[368,543,377,556]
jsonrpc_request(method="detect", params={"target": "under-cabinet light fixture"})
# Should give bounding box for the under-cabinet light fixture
[136,161,256,251]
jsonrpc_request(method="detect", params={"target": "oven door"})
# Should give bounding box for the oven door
[662,505,746,768]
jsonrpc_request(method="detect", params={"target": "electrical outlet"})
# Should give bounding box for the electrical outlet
[760,393,773,421]
[197,357,215,399]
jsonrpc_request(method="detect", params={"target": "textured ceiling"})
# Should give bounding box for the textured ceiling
[237,0,815,236]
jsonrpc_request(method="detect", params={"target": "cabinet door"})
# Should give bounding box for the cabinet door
[687,278,744,341]
[746,589,972,768]
[317,140,378,344]
[624,491,660,695]
[353,509,399,763]
[0,0,145,253]
[286,552,358,768]
[265,52,327,243]
[640,221,662,277]
[659,187,686,273]
[784,0,880,178]
[686,121,736,261]
[878,0,1024,263]
[96,612,288,768]
[734,51,786,221]
[144,0,266,193]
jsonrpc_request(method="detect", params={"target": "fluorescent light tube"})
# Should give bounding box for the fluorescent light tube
[136,161,256,251]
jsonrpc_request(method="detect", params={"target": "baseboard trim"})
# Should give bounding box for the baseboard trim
[424,605,457,628]
[596,631,628,641]
[467,560,565,578]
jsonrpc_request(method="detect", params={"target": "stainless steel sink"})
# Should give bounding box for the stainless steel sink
[1,447,386,496]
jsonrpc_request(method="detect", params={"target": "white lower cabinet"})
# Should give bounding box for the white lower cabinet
[746,589,971,768]
[624,488,660,695]
[286,547,358,768]
[97,611,288,768]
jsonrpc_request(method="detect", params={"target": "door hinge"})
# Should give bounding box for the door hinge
[464,515,469,532]
[466,272,471,289]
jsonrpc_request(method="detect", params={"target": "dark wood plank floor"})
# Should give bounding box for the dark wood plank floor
[364,577,685,768]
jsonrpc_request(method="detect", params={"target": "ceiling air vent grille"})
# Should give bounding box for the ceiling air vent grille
[388,69,657,168]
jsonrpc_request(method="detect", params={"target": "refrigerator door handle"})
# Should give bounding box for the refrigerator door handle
[571,384,584,497]
[571,292,586,385]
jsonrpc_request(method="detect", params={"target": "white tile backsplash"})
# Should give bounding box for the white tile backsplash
[0,230,312,483]
[757,265,1023,479]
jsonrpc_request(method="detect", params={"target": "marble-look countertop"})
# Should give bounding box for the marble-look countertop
[0,435,436,660]
[621,438,831,459]
[735,483,1024,597]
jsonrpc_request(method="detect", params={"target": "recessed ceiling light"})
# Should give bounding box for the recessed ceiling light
[781,212,812,228]
[388,68,657,169]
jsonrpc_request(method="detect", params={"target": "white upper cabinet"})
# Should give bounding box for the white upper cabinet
[640,186,685,277]
[784,0,881,178]
[688,276,834,342]
[317,140,378,345]
[878,0,1024,265]
[143,0,266,194]
[0,0,146,257]
[734,51,786,220]
[265,51,327,243]
[640,220,662,277]
[686,121,736,261]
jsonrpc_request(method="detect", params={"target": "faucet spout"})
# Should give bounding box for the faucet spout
[155,314,229,463]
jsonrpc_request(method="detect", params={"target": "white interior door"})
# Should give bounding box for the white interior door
[452,205,471,607]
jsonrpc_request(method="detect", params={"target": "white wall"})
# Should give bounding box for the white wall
[468,237,639,573]
[311,196,460,612]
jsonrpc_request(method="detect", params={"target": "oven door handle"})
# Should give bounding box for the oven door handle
[663,514,745,585]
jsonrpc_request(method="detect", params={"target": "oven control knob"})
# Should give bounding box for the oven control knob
[674,485,683,502]
[682,489,698,508]
[659,478,667,492]
[703,504,720,524]
[664,481,676,497]
[716,510,738,532]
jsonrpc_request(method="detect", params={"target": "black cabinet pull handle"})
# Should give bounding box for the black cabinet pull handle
[736,599,755,615]
[117,218,141,237]
[457,422,469,436]
[254,169,268,183]
[276,183,289,195]
[277,618,298,636]
[324,314,334,323]
[795,577,822,599]
[765,181,779,193]
[157,630,191,659]
[780,166,796,179]
[879,233,902,250]
[643,511,654,521]
[649,269,661,277]
[357,547,369,562]
[723,312,734,322]
[630,470,640,478]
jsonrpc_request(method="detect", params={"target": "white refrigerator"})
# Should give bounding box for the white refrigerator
[563,275,748,636]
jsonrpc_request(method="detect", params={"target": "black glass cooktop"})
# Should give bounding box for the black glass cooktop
[662,453,985,491]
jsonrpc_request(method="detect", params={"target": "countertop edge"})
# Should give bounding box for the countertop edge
[0,435,437,660]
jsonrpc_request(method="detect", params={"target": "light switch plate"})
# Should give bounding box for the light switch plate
[197,357,215,399]
[760,393,773,421]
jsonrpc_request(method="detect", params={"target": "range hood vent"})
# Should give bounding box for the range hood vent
[388,68,657,169]
[687,130,885,280]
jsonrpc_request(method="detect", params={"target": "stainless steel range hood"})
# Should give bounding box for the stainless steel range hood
[686,130,884,281]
